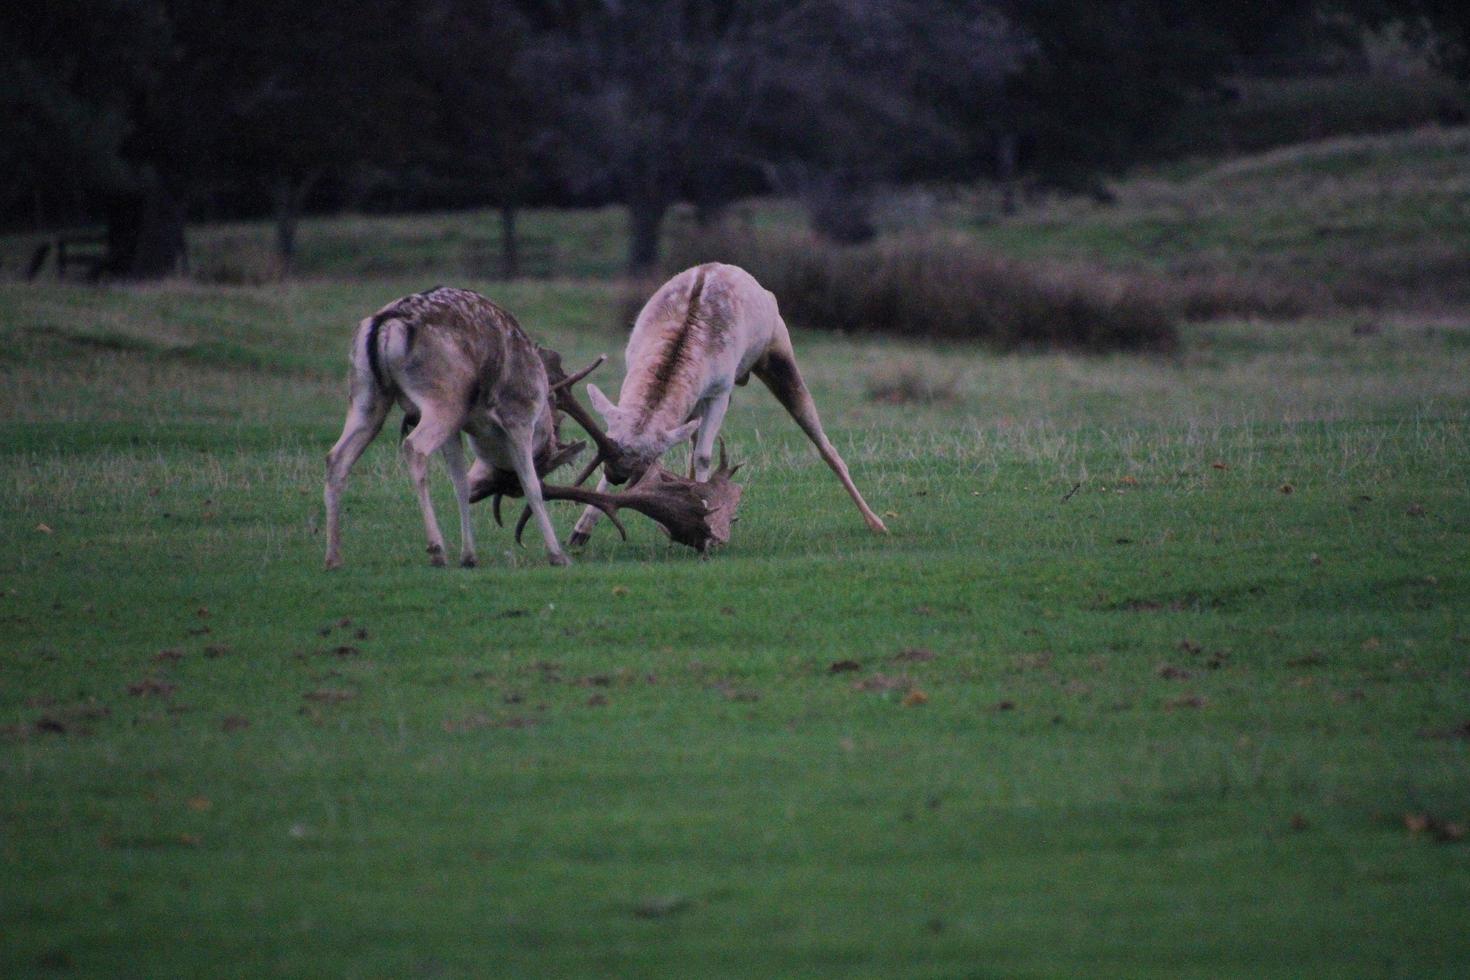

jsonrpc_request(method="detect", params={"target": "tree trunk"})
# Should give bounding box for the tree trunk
[273,171,320,275]
[105,178,187,279]
[627,198,667,276]
[997,132,1019,215]
[500,202,519,279]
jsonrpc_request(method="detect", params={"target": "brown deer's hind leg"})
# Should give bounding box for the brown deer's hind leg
[753,329,889,534]
[324,386,392,569]
[438,433,478,567]
[401,408,467,566]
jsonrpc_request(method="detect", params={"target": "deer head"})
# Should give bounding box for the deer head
[583,384,701,485]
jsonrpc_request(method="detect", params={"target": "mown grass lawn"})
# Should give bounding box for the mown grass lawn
[2,276,1468,977]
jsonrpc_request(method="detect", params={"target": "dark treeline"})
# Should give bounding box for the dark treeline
[2,0,1465,277]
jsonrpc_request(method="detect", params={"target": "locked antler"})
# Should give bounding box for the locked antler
[518,439,744,554]
[467,349,607,523]
[538,347,634,487]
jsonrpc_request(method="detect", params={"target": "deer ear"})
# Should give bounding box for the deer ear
[586,384,617,419]
[666,419,702,446]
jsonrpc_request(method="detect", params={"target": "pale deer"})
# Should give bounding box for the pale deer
[323,286,593,569]
[568,262,888,546]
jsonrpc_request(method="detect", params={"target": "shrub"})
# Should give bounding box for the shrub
[664,227,1179,352]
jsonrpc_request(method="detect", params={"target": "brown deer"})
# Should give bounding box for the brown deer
[568,262,888,546]
[323,287,595,569]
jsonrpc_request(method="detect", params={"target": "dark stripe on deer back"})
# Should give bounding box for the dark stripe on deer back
[638,268,708,425]
[365,311,393,391]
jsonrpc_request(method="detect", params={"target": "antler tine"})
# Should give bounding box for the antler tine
[553,383,624,469]
[532,483,631,541]
[492,493,505,528]
[568,453,603,488]
[548,353,607,393]
[514,492,630,545]
[715,436,743,477]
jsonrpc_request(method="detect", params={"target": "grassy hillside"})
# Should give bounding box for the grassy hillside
[2,274,1468,976]
[7,126,1466,320]
[964,126,1470,309]
[3,121,1469,976]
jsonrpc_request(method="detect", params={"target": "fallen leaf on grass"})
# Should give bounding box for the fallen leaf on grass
[153,649,184,664]
[1155,664,1193,681]
[711,683,760,703]
[828,659,862,674]
[1211,461,1229,470]
[204,644,232,658]
[1177,639,1202,654]
[585,693,609,707]
[187,796,212,812]
[1405,503,1425,517]
[35,523,53,534]
[1419,720,1470,741]
[127,678,177,698]
[302,688,355,704]
[1289,814,1309,832]
[1405,813,1466,843]
[634,895,695,919]
[901,689,929,707]
[1279,483,1294,495]
[991,700,1017,712]
[891,648,935,663]
[851,673,911,693]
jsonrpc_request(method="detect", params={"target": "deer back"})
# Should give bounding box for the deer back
[361,286,552,437]
[618,263,777,432]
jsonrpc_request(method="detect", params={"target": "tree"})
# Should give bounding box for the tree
[995,0,1319,191]
[411,0,538,277]
[173,0,427,271]
[0,0,187,275]
[517,1,787,272]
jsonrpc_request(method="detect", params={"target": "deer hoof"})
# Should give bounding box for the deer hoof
[324,556,343,571]
[460,554,479,569]
[427,544,447,567]
[567,530,590,549]
[548,551,571,567]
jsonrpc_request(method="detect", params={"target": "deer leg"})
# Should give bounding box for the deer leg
[323,388,391,569]
[753,333,889,535]
[401,409,464,566]
[439,433,478,568]
[567,474,612,549]
[689,392,731,482]
[508,432,571,567]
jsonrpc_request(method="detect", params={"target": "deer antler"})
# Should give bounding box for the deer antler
[517,438,744,554]
[538,347,635,488]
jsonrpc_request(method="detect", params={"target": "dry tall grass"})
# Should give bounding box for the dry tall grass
[664,228,1180,351]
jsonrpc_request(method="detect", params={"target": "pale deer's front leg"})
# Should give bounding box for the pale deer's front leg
[689,391,731,481]
[567,475,611,548]
[754,327,889,534]
[324,388,391,569]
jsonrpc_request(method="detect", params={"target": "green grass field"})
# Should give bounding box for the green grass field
[4,125,1470,976]
[2,275,1467,977]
